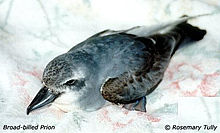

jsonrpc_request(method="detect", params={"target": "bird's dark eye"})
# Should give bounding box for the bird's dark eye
[64,79,77,86]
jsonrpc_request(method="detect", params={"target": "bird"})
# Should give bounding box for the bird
[27,15,207,115]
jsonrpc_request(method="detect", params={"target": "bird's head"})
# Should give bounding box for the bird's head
[27,52,104,115]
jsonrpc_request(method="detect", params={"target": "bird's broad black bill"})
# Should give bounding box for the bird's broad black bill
[26,86,60,115]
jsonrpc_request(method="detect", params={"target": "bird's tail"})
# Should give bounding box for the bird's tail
[168,18,207,55]
[172,20,206,41]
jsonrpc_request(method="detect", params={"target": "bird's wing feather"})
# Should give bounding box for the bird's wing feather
[125,14,211,37]
[87,27,140,39]
[88,14,211,40]
[69,14,210,52]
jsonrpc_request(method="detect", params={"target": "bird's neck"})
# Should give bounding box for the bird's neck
[78,81,106,112]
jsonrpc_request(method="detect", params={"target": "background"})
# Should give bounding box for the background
[0,0,220,132]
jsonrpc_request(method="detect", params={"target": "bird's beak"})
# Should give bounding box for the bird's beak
[26,86,60,115]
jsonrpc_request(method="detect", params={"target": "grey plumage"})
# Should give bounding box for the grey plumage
[27,15,207,114]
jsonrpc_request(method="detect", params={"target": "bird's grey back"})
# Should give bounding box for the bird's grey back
[68,34,152,77]
[67,33,171,96]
